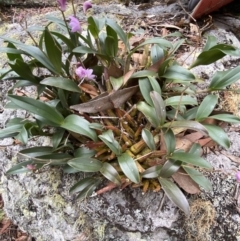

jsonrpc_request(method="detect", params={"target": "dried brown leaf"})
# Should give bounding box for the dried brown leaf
[172,168,200,194]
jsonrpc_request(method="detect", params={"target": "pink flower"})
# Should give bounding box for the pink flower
[69,16,81,33]
[83,1,92,13]
[76,66,95,81]
[57,0,67,12]
[236,171,240,183]
[26,164,37,171]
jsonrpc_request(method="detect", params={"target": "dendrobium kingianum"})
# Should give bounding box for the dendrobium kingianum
[69,16,81,32]
[57,0,67,12]
[76,66,96,84]
[83,1,93,13]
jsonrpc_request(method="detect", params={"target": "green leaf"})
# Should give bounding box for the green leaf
[190,44,239,68]
[19,146,53,157]
[163,128,176,155]
[150,91,166,125]
[163,121,208,135]
[161,64,195,82]
[15,43,58,74]
[131,70,157,79]
[70,177,97,193]
[195,95,218,121]
[51,31,75,50]
[209,66,240,90]
[183,166,212,192]
[40,77,81,93]
[100,162,121,185]
[142,165,162,178]
[158,177,190,215]
[203,36,217,51]
[118,152,140,184]
[61,115,98,141]
[136,38,172,49]
[76,180,100,200]
[188,143,202,156]
[68,157,102,172]
[8,59,38,84]
[0,47,24,56]
[151,44,164,64]
[52,129,65,149]
[142,128,156,151]
[106,19,129,51]
[159,159,181,178]
[139,78,154,106]
[16,126,28,145]
[99,130,122,156]
[165,96,197,106]
[6,160,33,175]
[210,114,240,123]
[44,28,62,73]
[74,147,96,158]
[8,95,64,125]
[148,76,161,95]
[88,16,104,39]
[0,124,23,139]
[73,46,97,54]
[203,124,230,149]
[110,76,123,91]
[183,106,198,120]
[137,101,159,128]
[171,152,212,169]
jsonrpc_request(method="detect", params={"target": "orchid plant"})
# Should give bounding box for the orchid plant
[1,0,240,215]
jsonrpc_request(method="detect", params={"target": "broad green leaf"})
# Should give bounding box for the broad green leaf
[88,16,105,38]
[73,46,97,54]
[32,153,71,165]
[204,124,230,149]
[6,160,33,175]
[148,76,161,95]
[68,157,102,172]
[44,28,62,73]
[190,44,239,68]
[19,146,53,157]
[188,143,202,156]
[183,166,212,191]
[136,38,172,49]
[158,177,190,215]
[61,115,98,141]
[118,152,140,184]
[165,96,197,106]
[8,59,38,84]
[170,39,185,54]
[166,109,184,121]
[99,130,122,156]
[62,165,80,173]
[0,124,22,139]
[159,159,181,178]
[0,47,24,55]
[51,31,75,50]
[100,162,121,185]
[137,101,159,128]
[210,114,240,123]
[150,91,166,125]
[142,128,156,151]
[131,70,157,79]
[139,78,154,106]
[163,121,208,135]
[16,126,28,145]
[171,152,212,169]
[88,123,103,131]
[74,147,96,158]
[110,76,123,91]
[40,77,81,93]
[8,95,64,125]
[203,36,218,51]
[142,165,162,178]
[70,177,97,193]
[161,65,195,82]
[151,44,164,64]
[106,18,129,51]
[195,94,218,121]
[183,106,198,120]
[15,44,58,74]
[209,66,240,90]
[76,180,101,200]
[52,129,65,149]
[163,128,176,155]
